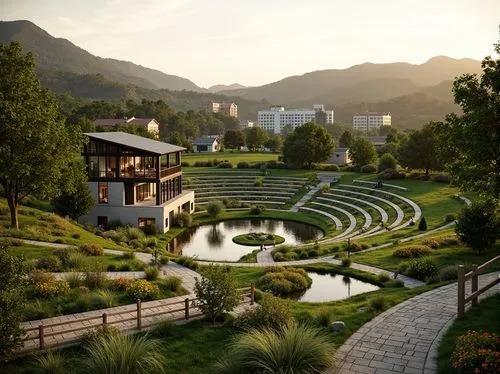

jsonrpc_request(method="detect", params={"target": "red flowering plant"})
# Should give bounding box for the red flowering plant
[451,330,500,373]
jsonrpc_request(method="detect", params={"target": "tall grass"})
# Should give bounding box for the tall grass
[82,334,165,374]
[216,324,335,374]
[33,352,67,374]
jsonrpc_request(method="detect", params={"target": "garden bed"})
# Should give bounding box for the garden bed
[232,232,285,246]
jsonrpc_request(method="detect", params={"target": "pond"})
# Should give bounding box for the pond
[168,219,323,261]
[286,271,380,302]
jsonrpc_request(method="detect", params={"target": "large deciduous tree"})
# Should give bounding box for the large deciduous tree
[245,127,268,152]
[339,130,354,147]
[223,129,245,150]
[264,134,283,153]
[282,122,335,169]
[434,43,500,199]
[398,123,441,177]
[0,42,81,229]
[349,137,377,167]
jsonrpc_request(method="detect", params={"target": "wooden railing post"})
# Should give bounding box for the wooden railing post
[185,298,190,320]
[39,325,45,350]
[471,264,478,306]
[137,299,142,330]
[457,265,465,318]
[250,284,255,306]
[102,313,108,326]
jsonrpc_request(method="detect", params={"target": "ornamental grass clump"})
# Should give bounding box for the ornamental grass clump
[233,294,293,332]
[33,351,68,374]
[255,266,312,296]
[393,245,432,258]
[215,324,335,374]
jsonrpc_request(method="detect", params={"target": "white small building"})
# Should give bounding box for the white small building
[80,132,195,233]
[328,147,352,165]
[258,104,334,134]
[93,117,160,137]
[353,113,391,134]
[192,136,221,152]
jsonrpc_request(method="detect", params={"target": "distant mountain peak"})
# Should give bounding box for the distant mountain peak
[207,83,247,92]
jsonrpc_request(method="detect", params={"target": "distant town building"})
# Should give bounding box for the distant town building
[352,112,391,133]
[93,117,159,137]
[192,136,221,153]
[328,147,352,165]
[202,101,238,118]
[241,120,255,129]
[258,104,334,134]
[367,136,388,150]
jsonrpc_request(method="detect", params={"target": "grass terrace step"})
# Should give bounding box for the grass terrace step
[313,197,373,230]
[197,200,286,205]
[310,202,357,238]
[319,193,389,223]
[196,195,290,201]
[195,190,295,197]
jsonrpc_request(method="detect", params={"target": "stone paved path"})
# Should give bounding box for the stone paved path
[333,271,500,374]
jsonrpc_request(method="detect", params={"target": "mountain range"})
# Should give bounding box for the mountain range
[0,20,485,127]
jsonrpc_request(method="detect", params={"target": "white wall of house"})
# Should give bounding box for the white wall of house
[328,149,352,165]
[193,141,219,152]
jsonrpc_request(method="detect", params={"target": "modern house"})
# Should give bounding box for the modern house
[192,136,221,152]
[80,132,195,233]
[328,147,352,165]
[93,117,160,137]
[258,104,334,134]
[202,101,238,118]
[368,136,388,149]
[352,113,391,134]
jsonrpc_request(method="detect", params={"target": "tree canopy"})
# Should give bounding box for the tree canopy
[339,131,354,147]
[264,134,283,153]
[434,43,500,198]
[349,137,377,167]
[223,129,245,150]
[245,127,268,152]
[0,42,82,229]
[282,122,335,168]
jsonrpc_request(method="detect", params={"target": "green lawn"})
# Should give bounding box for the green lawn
[183,151,279,166]
[437,293,500,374]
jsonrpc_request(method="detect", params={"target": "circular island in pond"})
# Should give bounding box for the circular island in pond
[232,232,286,246]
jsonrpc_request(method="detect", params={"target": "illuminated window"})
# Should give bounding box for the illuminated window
[98,182,108,204]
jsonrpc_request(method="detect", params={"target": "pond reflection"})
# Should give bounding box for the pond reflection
[168,219,323,261]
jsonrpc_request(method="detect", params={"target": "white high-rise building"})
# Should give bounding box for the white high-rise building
[258,105,334,134]
[353,112,391,133]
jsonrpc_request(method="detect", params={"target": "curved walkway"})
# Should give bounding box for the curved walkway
[334,271,500,374]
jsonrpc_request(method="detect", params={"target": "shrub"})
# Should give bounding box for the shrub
[445,213,457,222]
[65,252,86,270]
[323,164,339,171]
[125,227,145,241]
[174,211,193,228]
[378,153,397,172]
[360,164,377,173]
[451,330,500,373]
[215,324,335,374]
[81,325,122,347]
[380,168,406,180]
[94,289,118,307]
[378,272,391,282]
[126,279,160,301]
[160,255,170,265]
[216,161,233,168]
[233,294,293,331]
[36,255,62,272]
[250,205,263,215]
[65,272,82,288]
[254,177,264,187]
[24,299,52,321]
[176,256,199,270]
[113,277,133,291]
[194,265,240,325]
[206,200,224,218]
[101,230,127,244]
[121,251,135,260]
[142,223,158,236]
[150,320,175,338]
[78,243,104,256]
[255,267,312,296]
[314,306,335,328]
[181,161,190,167]
[84,272,107,290]
[341,257,352,267]
[164,276,182,292]
[320,184,329,193]
[438,265,458,281]
[421,239,439,249]
[418,217,427,231]
[118,262,132,271]
[393,245,432,258]
[34,352,68,374]
[36,279,70,297]
[405,257,438,281]
[432,173,452,183]
[237,161,250,169]
[370,296,387,312]
[82,334,165,374]
[28,269,55,285]
[144,265,160,281]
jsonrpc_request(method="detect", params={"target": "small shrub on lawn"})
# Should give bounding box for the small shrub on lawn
[237,161,249,168]
[314,306,335,328]
[256,267,312,296]
[164,276,181,292]
[438,265,458,281]
[81,325,121,346]
[28,269,55,285]
[250,205,263,215]
[84,272,107,290]
[160,255,170,265]
[378,273,391,282]
[176,256,199,270]
[217,161,233,168]
[126,279,160,301]
[370,296,387,312]
[130,259,146,271]
[65,252,85,269]
[118,262,132,271]
[432,174,452,183]
[36,255,62,272]
[144,265,160,281]
[94,289,118,307]
[71,233,81,239]
[418,217,427,231]
[36,279,70,297]
[393,245,432,258]
[112,277,133,291]
[341,257,351,267]
[101,230,127,244]
[254,177,264,187]
[142,223,159,236]
[445,213,457,222]
[78,244,104,256]
[65,272,82,288]
[405,257,438,281]
[24,300,52,320]
[125,227,145,241]
[206,200,224,218]
[420,239,439,249]
[233,294,293,331]
[121,251,135,260]
[174,211,193,228]
[361,164,377,173]
[451,330,500,373]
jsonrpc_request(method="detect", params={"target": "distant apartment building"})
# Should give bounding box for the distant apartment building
[202,101,238,118]
[241,120,255,129]
[352,112,391,133]
[93,117,160,137]
[258,104,334,134]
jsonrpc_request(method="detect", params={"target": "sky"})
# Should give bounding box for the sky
[3,0,499,88]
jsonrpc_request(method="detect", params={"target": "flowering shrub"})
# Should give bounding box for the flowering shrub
[78,244,104,256]
[36,279,70,297]
[405,257,438,281]
[393,245,432,258]
[113,277,133,291]
[126,279,159,301]
[28,269,55,285]
[451,330,500,373]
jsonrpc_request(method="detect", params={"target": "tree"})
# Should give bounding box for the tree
[194,265,240,325]
[378,153,398,172]
[434,43,500,199]
[245,127,268,151]
[264,134,283,153]
[0,42,82,229]
[339,131,354,147]
[0,245,27,357]
[398,123,441,177]
[455,200,500,254]
[207,200,224,218]
[349,137,377,167]
[223,129,245,150]
[282,122,335,168]
[418,216,427,231]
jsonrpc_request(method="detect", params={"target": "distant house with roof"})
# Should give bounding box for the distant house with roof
[328,147,352,165]
[367,136,387,149]
[80,132,194,233]
[192,136,221,152]
[93,117,159,137]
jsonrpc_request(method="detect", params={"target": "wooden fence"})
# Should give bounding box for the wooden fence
[22,286,254,352]
[457,255,500,317]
